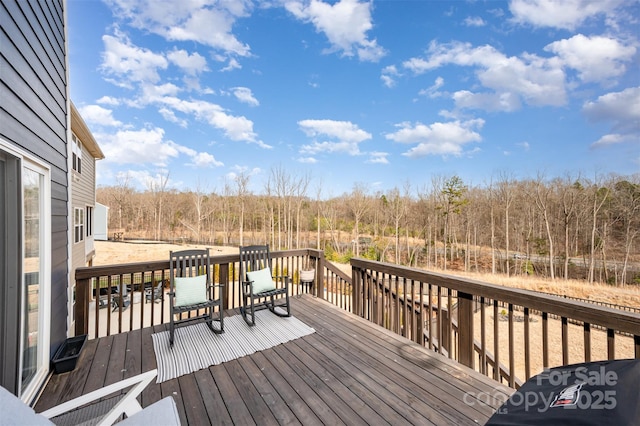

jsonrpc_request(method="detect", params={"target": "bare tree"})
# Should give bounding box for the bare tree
[534,174,556,279]
[235,172,250,246]
[612,178,640,284]
[497,172,516,276]
[347,183,370,257]
[558,176,581,280]
[146,170,170,241]
[587,178,609,283]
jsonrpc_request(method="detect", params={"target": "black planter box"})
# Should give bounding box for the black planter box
[51,334,87,374]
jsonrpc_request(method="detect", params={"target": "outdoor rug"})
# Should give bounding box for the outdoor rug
[151,310,315,383]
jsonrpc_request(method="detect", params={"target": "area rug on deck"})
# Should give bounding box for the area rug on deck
[151,310,315,383]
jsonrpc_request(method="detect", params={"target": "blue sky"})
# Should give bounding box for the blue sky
[68,0,640,196]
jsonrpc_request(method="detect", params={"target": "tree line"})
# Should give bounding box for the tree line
[97,168,640,285]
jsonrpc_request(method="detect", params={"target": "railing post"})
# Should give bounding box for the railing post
[74,277,90,336]
[458,291,475,369]
[315,251,325,298]
[351,265,360,316]
[219,262,230,310]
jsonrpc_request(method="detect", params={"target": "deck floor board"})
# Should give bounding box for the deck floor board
[35,296,512,425]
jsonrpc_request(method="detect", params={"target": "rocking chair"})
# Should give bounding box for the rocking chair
[239,245,291,326]
[168,249,223,347]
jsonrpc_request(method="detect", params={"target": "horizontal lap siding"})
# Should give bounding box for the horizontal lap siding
[0,0,68,358]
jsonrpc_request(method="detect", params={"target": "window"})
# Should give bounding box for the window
[86,206,93,237]
[74,207,84,243]
[71,133,82,174]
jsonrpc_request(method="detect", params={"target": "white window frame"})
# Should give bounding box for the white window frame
[86,205,93,237]
[74,207,84,243]
[71,133,82,174]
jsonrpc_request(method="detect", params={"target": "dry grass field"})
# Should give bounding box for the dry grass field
[95,240,640,307]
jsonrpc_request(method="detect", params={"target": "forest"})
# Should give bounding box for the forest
[97,168,640,285]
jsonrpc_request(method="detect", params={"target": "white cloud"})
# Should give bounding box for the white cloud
[381,65,399,88]
[167,49,208,75]
[367,151,389,164]
[98,127,178,165]
[453,90,522,112]
[285,0,386,62]
[298,156,318,163]
[298,119,371,155]
[220,58,242,72]
[590,133,635,148]
[385,119,484,158]
[189,152,224,168]
[419,77,445,98]
[518,141,530,151]
[96,96,120,106]
[122,169,170,190]
[403,41,566,110]
[101,32,168,85]
[158,107,188,127]
[509,0,626,30]
[106,0,252,56]
[545,34,636,83]
[78,105,123,127]
[463,16,486,27]
[232,87,259,106]
[583,87,640,147]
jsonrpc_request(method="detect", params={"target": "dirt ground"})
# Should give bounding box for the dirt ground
[93,240,238,265]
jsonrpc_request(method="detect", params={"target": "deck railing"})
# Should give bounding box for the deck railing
[350,258,640,388]
[75,249,329,339]
[75,251,640,389]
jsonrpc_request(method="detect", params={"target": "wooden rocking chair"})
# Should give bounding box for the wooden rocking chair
[168,249,223,347]
[239,245,291,326]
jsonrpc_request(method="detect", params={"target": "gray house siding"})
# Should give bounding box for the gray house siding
[0,0,68,395]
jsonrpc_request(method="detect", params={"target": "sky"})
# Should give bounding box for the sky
[67,0,640,196]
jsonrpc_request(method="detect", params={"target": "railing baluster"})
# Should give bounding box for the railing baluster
[607,328,615,360]
[524,307,530,380]
[584,323,591,362]
[541,311,548,370]
[447,288,452,359]
[480,296,486,375]
[508,304,514,388]
[427,283,433,351]
[493,299,499,382]
[437,286,442,355]
[562,316,569,365]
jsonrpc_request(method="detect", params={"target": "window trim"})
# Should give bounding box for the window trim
[86,205,93,237]
[74,207,84,244]
[71,133,82,175]
[0,138,52,402]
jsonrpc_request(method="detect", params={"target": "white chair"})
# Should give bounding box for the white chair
[0,369,180,426]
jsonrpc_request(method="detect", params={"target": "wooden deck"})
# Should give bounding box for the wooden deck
[35,296,513,425]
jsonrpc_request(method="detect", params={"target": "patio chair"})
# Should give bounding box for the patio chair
[169,249,223,347]
[0,369,180,425]
[145,280,164,303]
[111,285,130,312]
[239,245,291,326]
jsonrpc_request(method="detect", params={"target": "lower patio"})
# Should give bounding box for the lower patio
[35,296,512,425]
